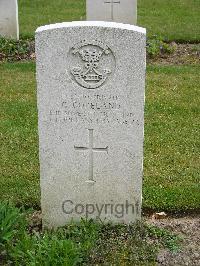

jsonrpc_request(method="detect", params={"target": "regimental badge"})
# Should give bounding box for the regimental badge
[69,40,116,89]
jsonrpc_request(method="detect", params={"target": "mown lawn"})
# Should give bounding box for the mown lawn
[18,0,200,41]
[0,63,199,211]
[144,65,200,211]
[138,0,200,42]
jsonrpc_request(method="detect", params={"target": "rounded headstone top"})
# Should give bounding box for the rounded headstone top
[35,21,146,35]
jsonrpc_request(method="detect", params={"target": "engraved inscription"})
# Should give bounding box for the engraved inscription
[49,93,140,126]
[74,129,108,183]
[104,0,121,20]
[69,40,115,89]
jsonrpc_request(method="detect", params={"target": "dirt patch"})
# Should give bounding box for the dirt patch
[28,210,42,233]
[147,216,200,265]
[28,210,200,265]
[148,43,200,65]
[0,39,35,62]
[0,41,199,65]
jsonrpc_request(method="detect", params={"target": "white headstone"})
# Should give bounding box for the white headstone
[36,21,146,228]
[0,0,19,40]
[87,0,137,25]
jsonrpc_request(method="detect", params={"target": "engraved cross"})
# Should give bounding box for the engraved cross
[104,0,121,20]
[74,129,108,183]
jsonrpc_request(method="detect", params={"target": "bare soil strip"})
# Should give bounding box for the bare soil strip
[147,216,200,265]
[0,42,199,64]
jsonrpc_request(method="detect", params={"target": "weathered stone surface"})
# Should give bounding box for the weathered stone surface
[36,21,146,228]
[87,0,137,25]
[0,0,19,40]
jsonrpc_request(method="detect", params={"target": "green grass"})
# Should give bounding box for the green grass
[0,63,39,207]
[1,202,181,265]
[18,0,86,38]
[0,63,199,211]
[138,0,200,42]
[144,65,200,211]
[17,0,200,41]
